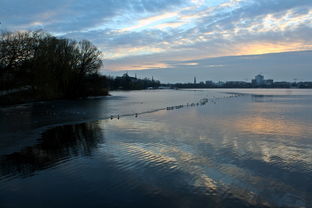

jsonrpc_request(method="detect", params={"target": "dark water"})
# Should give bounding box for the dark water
[0,89,312,208]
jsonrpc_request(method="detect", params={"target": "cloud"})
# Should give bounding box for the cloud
[119,12,179,32]
[2,0,312,80]
[1,0,186,32]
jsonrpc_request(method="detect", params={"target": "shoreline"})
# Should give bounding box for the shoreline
[0,90,110,107]
[2,87,311,107]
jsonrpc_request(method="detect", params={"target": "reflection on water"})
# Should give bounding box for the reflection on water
[234,116,304,136]
[0,89,223,154]
[0,123,103,178]
[0,89,312,208]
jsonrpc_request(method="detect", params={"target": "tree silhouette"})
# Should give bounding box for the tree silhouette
[0,30,107,103]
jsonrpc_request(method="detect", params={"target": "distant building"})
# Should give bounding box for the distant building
[205,80,213,86]
[225,81,250,88]
[265,79,274,86]
[216,81,225,87]
[253,74,264,85]
[194,77,197,84]
[251,74,274,87]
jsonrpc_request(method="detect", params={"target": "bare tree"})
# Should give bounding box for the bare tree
[0,30,105,99]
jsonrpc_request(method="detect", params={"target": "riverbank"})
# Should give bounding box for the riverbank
[0,88,109,107]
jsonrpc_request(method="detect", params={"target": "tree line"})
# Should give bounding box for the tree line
[0,30,107,104]
[106,73,160,90]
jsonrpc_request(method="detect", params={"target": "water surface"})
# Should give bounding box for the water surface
[1,89,312,208]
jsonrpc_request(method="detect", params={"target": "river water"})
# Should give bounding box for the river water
[0,89,312,208]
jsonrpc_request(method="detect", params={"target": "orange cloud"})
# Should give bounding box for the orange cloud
[107,63,170,71]
[102,46,165,59]
[152,21,185,30]
[120,12,178,32]
[233,42,312,56]
[178,62,198,66]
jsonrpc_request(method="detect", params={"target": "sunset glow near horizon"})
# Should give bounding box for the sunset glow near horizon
[1,0,312,81]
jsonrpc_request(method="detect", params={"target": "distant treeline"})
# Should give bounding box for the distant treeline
[106,73,160,90]
[0,30,107,105]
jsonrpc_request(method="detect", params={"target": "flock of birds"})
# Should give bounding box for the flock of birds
[109,93,244,120]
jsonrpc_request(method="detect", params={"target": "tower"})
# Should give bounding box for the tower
[194,76,197,84]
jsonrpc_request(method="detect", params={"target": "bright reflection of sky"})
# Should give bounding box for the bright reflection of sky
[98,91,312,207]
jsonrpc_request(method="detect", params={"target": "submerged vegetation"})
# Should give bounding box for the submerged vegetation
[0,30,107,105]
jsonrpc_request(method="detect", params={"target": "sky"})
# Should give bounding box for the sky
[1,0,312,82]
